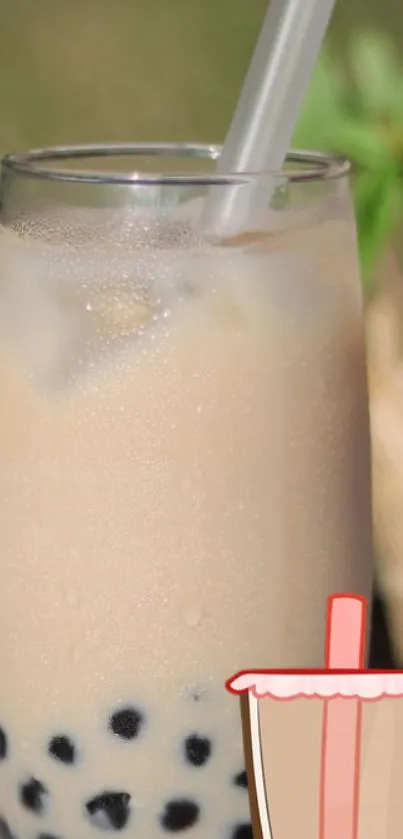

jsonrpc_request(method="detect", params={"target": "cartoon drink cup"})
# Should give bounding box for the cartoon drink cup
[228,596,403,839]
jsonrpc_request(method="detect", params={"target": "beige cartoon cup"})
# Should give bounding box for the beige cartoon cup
[228,596,403,839]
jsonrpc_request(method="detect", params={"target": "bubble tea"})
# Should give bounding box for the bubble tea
[0,146,372,839]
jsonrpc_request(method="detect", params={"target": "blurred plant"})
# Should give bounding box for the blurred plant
[293,30,403,295]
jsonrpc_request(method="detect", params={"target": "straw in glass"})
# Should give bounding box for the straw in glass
[201,0,337,238]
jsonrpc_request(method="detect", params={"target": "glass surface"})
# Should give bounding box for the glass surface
[0,144,373,839]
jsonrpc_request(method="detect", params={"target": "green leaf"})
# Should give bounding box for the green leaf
[332,118,393,170]
[386,87,403,126]
[349,30,402,118]
[292,50,344,150]
[353,168,402,293]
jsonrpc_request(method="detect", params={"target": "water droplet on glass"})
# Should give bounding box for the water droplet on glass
[183,603,203,628]
[68,645,80,666]
[65,589,79,608]
[180,475,193,493]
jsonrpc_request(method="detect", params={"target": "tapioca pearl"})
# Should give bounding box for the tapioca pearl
[231,824,253,839]
[85,792,131,831]
[233,770,247,789]
[0,816,15,839]
[0,727,8,760]
[184,735,212,767]
[48,735,77,765]
[19,778,48,815]
[109,707,144,741]
[38,834,63,839]
[160,799,200,832]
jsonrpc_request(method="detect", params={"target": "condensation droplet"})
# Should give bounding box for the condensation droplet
[183,602,203,628]
[180,475,193,493]
[68,645,81,666]
[65,589,79,608]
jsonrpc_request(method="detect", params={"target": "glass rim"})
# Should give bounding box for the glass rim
[1,143,350,186]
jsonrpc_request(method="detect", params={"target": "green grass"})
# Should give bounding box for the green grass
[0,0,401,156]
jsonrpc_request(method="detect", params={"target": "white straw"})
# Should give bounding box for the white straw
[201,0,337,238]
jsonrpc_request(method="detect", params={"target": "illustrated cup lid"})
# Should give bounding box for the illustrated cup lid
[227,670,403,700]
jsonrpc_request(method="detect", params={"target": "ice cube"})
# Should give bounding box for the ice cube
[84,284,159,340]
[0,231,88,388]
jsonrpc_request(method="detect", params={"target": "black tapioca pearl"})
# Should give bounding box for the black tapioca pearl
[161,799,200,832]
[48,734,77,765]
[85,792,131,831]
[38,834,63,839]
[20,777,48,815]
[232,824,253,839]
[233,770,248,789]
[184,734,212,767]
[109,707,144,741]
[0,727,8,760]
[0,816,15,839]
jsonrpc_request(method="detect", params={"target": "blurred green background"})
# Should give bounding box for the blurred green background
[0,0,401,155]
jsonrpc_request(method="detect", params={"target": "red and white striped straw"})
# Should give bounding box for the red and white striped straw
[319,595,367,839]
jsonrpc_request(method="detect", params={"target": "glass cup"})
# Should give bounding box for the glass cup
[0,144,373,839]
